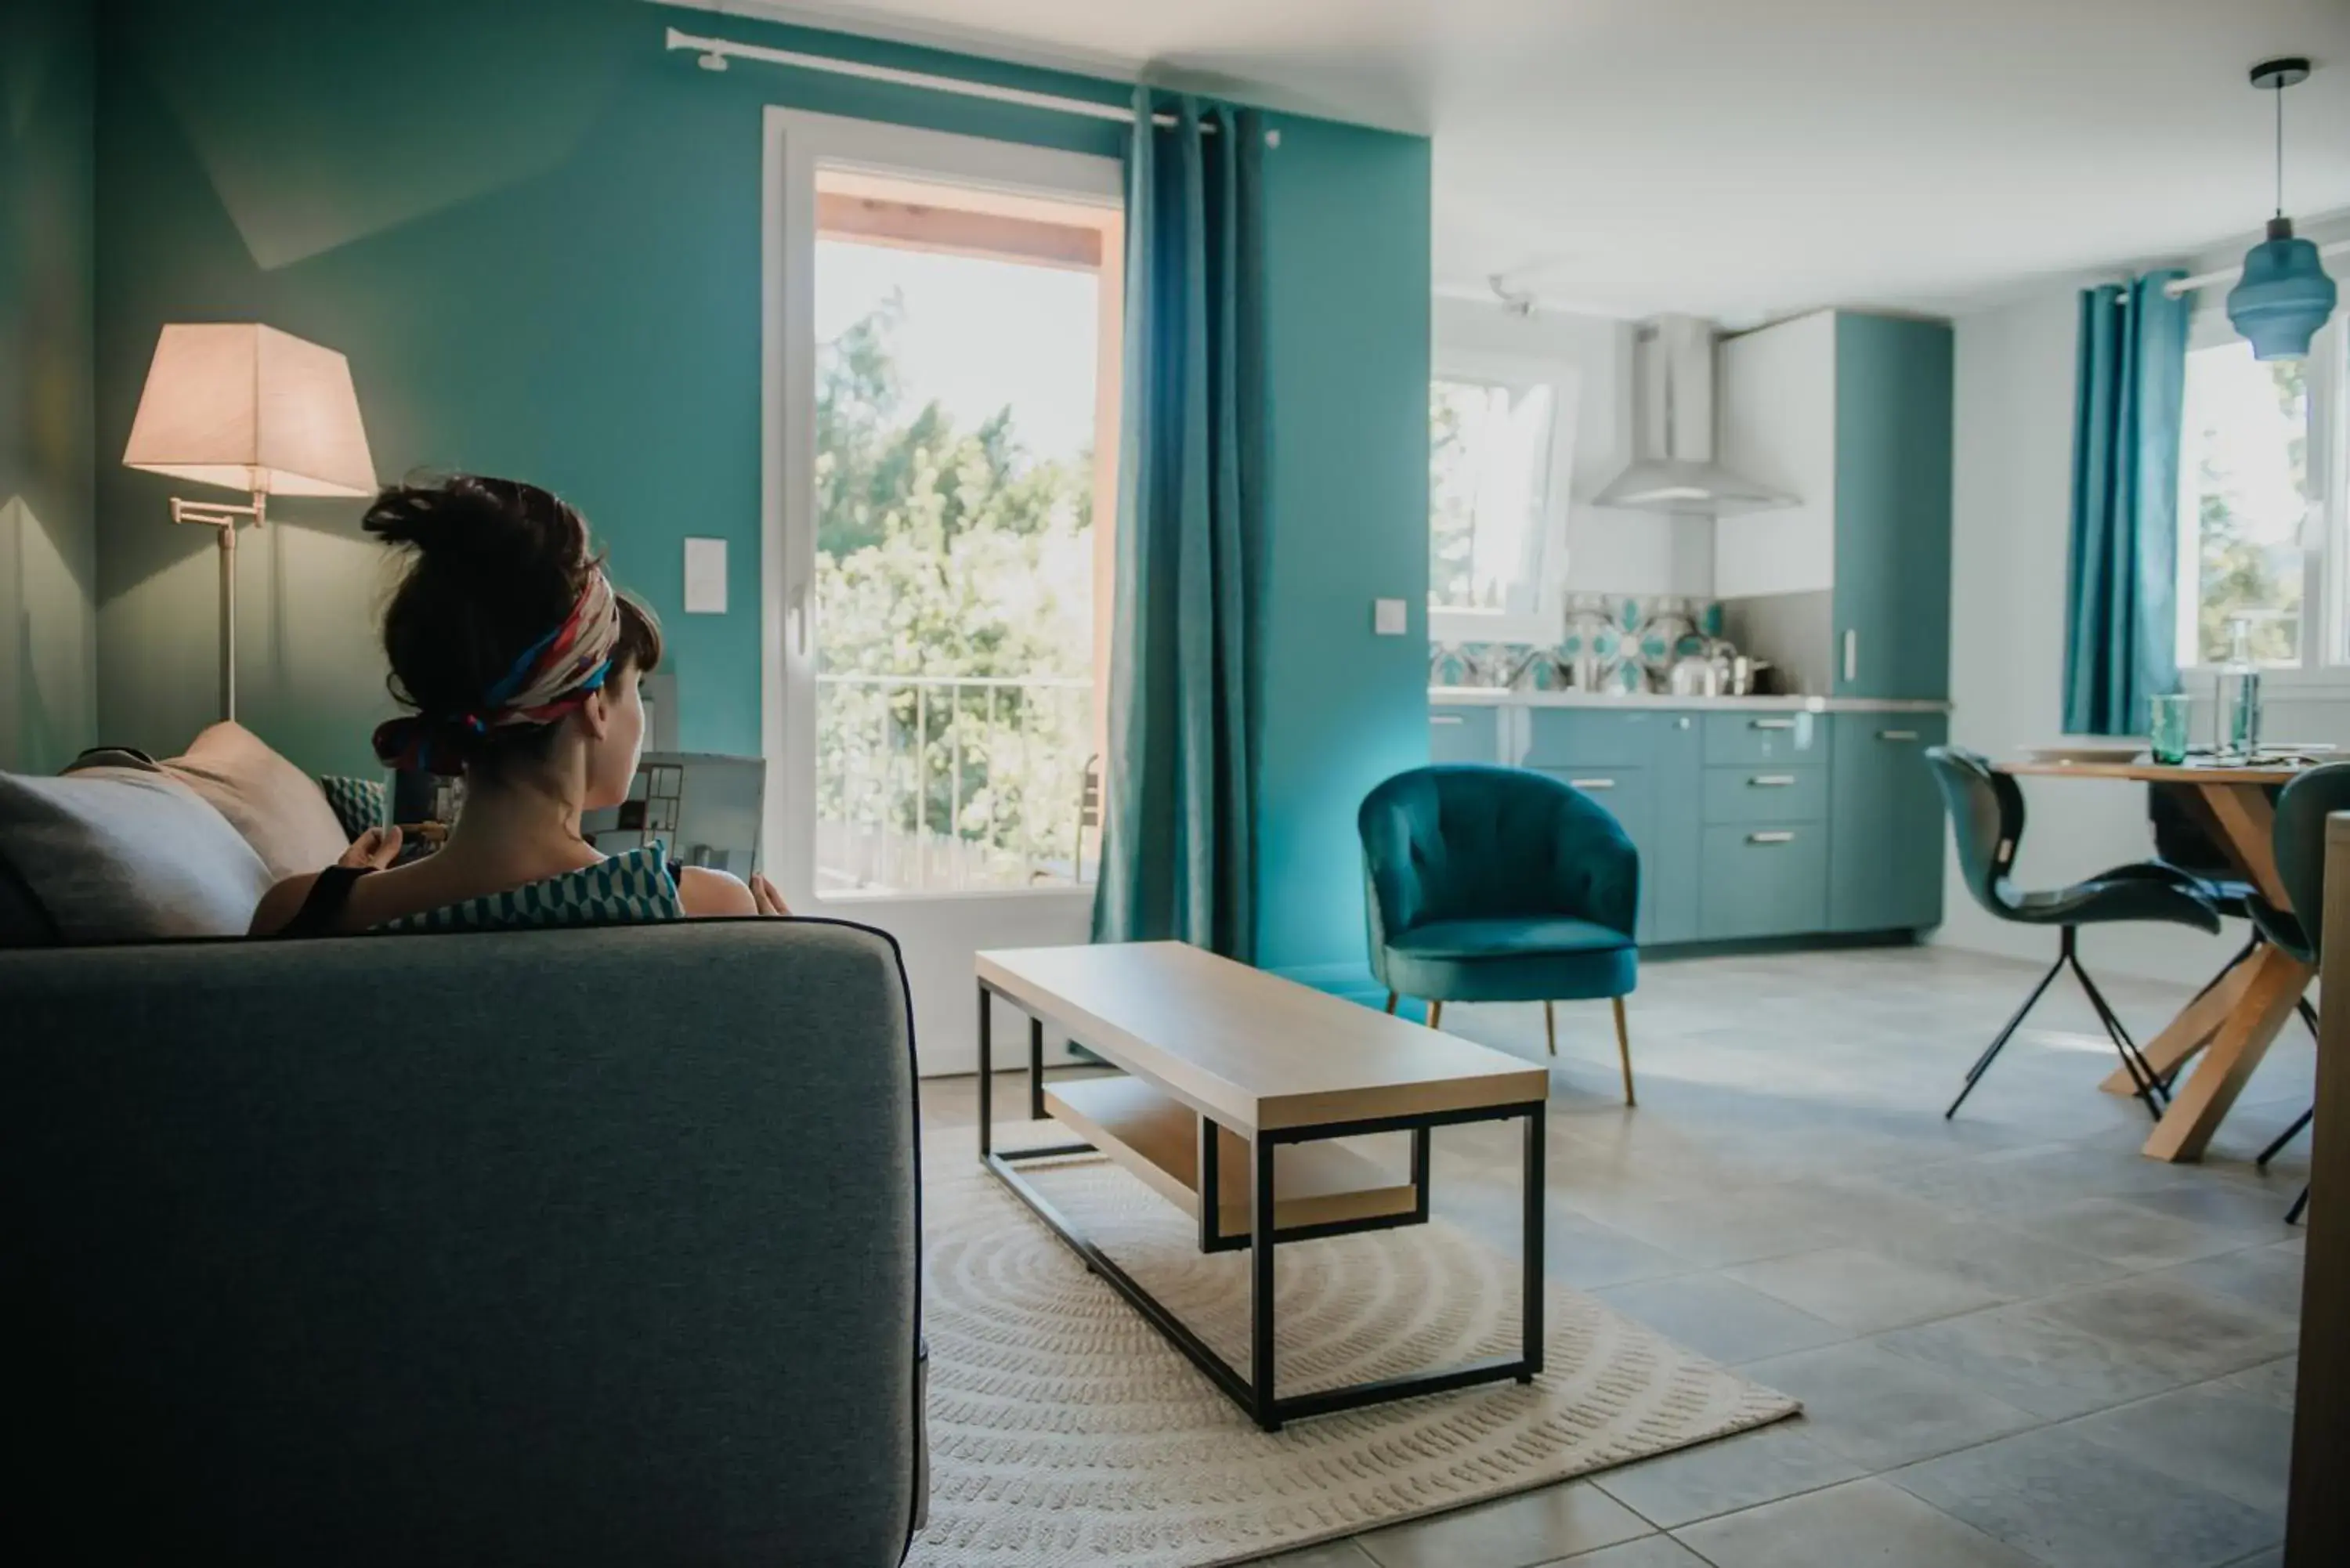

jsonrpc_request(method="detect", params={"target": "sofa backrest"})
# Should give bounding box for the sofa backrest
[0,917,923,1567]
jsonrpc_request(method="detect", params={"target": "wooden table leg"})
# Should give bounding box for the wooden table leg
[2099,951,2257,1096]
[2141,944,2313,1162]
[2197,783,2288,906]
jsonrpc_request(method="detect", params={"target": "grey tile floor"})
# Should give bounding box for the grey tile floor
[920,944,2310,1568]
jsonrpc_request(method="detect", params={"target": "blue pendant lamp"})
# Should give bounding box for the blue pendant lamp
[2227,57,2337,361]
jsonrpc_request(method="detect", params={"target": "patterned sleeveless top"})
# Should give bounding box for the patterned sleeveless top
[372,845,685,933]
[274,845,688,938]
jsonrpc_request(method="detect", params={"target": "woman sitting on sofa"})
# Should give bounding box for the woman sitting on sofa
[251,475,784,935]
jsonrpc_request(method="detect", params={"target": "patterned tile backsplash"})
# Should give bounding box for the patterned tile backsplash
[1430,594,1730,694]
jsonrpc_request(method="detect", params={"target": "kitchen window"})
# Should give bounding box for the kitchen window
[1429,358,1578,645]
[2176,309,2346,671]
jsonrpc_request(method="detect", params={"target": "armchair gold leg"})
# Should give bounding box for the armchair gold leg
[1428,1000,1444,1030]
[1543,1000,1557,1057]
[1385,991,1399,1015]
[1612,995,1636,1106]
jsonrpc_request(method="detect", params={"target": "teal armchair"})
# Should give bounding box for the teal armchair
[1359,765,1640,1102]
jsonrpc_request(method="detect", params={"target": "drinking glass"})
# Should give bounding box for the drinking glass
[2148,693,2193,764]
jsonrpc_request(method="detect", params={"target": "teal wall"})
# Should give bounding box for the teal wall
[1254,125,1432,992]
[92,0,1434,982]
[0,0,99,775]
[92,0,1131,775]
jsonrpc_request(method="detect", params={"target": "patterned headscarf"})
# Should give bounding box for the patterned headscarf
[374,570,622,775]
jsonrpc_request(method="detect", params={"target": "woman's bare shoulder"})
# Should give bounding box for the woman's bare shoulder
[248,872,324,936]
[678,865,757,916]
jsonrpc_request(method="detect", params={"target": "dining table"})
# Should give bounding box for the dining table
[1994,755,2310,1163]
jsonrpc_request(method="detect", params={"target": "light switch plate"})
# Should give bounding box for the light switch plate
[1374,598,1408,636]
[684,537,727,614]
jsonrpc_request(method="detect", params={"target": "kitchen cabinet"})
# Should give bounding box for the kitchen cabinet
[1701,764,1830,826]
[1716,311,1953,701]
[1700,822,1830,939]
[1440,699,1943,950]
[1429,704,1500,764]
[1520,708,1703,945]
[1701,710,1828,768]
[1828,713,1948,932]
[1539,766,1658,944]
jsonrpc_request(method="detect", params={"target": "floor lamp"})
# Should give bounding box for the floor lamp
[121,324,376,723]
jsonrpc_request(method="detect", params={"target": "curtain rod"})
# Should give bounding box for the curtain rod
[663,27,1217,132]
[2160,238,2349,298]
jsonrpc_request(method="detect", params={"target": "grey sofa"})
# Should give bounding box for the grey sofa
[0,918,924,1566]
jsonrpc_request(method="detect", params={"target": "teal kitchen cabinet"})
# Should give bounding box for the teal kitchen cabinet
[1525,707,1700,944]
[1538,768,1656,943]
[1701,762,1830,825]
[1430,704,1501,764]
[1649,712,1701,944]
[1832,317,1954,700]
[1699,822,1831,939]
[1524,707,1673,769]
[1828,712,1948,932]
[1701,710,1828,768]
[1716,310,1953,701]
[1429,698,1944,948]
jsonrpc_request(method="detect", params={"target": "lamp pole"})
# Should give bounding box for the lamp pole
[170,490,267,722]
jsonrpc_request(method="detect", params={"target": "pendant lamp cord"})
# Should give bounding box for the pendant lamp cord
[2274,79,2284,219]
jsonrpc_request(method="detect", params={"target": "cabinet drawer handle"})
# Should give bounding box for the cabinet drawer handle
[1747,831,1796,844]
[1748,775,1796,787]
[1569,777,1616,790]
[1749,718,1796,731]
[1878,728,1918,741]
[1430,715,1465,726]
[1843,629,1859,683]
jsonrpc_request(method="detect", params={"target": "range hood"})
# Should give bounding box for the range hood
[1593,315,1795,515]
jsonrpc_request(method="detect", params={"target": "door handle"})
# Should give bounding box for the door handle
[1843,629,1859,683]
[1878,728,1919,742]
[1748,831,1796,844]
[1748,775,1796,787]
[1750,718,1795,731]
[1430,714,1465,726]
[1568,777,1616,789]
[787,580,812,658]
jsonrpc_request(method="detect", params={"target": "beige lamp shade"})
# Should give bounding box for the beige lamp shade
[121,323,377,497]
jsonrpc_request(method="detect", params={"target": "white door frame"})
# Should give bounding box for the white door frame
[760,106,1123,1074]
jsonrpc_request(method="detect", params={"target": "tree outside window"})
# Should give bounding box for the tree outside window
[2182,341,2308,667]
[1429,377,1558,627]
[813,284,1098,891]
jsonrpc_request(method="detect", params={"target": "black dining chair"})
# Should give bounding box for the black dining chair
[1926,747,2222,1120]
[2146,784,2319,1062]
[2240,761,2350,1223]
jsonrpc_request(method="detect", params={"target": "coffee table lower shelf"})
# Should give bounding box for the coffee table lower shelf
[979,979,1547,1432]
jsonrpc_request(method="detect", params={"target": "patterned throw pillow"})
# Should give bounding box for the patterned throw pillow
[318,775,389,843]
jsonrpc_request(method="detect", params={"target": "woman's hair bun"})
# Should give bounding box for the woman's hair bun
[363,474,590,579]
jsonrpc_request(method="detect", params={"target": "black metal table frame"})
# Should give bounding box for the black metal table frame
[978,977,1546,1432]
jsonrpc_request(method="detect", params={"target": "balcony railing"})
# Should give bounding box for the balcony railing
[815,672,1098,896]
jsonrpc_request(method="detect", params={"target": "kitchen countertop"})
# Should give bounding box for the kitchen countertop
[1430,687,1952,714]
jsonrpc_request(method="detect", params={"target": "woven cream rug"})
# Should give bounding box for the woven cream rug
[909,1136,1797,1568]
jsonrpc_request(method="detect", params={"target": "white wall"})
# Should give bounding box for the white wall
[1936,252,2350,983]
[1938,289,2204,979]
[1434,295,1713,598]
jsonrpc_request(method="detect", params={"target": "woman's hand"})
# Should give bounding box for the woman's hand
[338,825,403,870]
[750,873,791,916]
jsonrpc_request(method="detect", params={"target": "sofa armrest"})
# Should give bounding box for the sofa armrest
[0,918,921,1568]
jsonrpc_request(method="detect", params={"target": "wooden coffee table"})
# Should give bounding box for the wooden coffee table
[975,941,1551,1431]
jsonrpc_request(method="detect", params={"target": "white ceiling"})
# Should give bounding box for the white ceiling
[674,0,2350,321]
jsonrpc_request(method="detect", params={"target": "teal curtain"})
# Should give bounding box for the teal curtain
[1090,92,1266,956]
[2063,270,2191,735]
